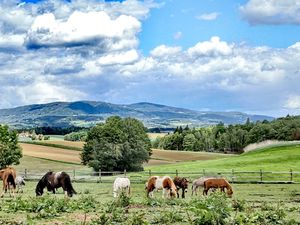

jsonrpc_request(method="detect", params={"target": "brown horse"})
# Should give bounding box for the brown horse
[173,176,189,198]
[203,178,233,197]
[0,167,16,198]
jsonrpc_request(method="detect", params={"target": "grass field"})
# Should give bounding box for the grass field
[3,141,300,224]
[0,181,299,224]
[146,144,300,172]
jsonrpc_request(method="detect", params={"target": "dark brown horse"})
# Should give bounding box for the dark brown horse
[0,167,16,198]
[35,171,76,197]
[173,176,189,198]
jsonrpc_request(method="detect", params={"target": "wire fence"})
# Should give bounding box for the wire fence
[17,169,300,184]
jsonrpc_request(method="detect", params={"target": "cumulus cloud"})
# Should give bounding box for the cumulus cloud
[240,0,300,25]
[187,36,233,57]
[196,12,219,21]
[150,45,182,57]
[26,11,141,50]
[98,49,139,65]
[284,95,300,109]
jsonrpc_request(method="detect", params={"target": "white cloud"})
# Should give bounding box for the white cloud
[284,95,300,109]
[98,50,139,66]
[187,36,232,57]
[26,11,141,50]
[240,0,300,25]
[196,12,219,21]
[150,45,182,57]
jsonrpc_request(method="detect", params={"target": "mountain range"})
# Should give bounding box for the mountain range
[0,101,274,129]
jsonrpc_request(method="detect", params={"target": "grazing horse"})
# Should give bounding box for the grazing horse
[191,177,215,196]
[203,178,233,197]
[113,177,131,197]
[173,176,189,198]
[0,167,16,198]
[16,176,25,193]
[35,171,76,197]
[146,176,177,199]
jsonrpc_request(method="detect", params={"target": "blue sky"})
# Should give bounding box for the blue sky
[0,0,300,117]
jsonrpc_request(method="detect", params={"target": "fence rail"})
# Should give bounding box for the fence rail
[17,169,300,184]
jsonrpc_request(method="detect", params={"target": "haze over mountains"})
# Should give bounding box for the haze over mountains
[0,101,273,129]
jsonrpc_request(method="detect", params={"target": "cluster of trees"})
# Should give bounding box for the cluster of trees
[81,116,152,172]
[0,125,22,168]
[17,126,86,135]
[153,115,300,153]
[64,131,87,142]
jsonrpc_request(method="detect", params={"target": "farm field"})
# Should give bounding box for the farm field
[0,181,299,224]
[20,141,229,167]
[20,143,81,164]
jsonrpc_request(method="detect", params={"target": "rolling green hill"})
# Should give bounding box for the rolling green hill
[146,144,300,172]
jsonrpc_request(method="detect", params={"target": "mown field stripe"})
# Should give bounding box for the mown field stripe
[20,141,82,151]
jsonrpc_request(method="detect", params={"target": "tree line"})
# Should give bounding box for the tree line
[152,115,300,153]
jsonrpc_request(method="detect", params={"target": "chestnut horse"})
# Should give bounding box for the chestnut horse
[173,176,189,198]
[203,178,233,197]
[0,167,16,198]
[36,171,76,197]
[146,176,177,198]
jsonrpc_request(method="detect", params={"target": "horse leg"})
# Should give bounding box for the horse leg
[176,188,180,198]
[1,180,6,198]
[182,188,185,198]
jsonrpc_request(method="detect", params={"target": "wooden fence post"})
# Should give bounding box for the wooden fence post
[124,169,127,177]
[99,169,102,183]
[176,169,178,177]
[203,169,206,176]
[290,169,293,183]
[73,169,75,180]
[260,169,263,183]
[24,169,27,178]
[149,169,152,177]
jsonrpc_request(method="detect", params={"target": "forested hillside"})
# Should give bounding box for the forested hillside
[153,115,300,153]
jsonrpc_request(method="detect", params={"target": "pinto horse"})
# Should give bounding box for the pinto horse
[146,176,177,199]
[173,176,189,198]
[35,171,76,197]
[0,167,16,198]
[203,178,233,197]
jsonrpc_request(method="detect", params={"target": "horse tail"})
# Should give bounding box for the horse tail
[7,174,16,189]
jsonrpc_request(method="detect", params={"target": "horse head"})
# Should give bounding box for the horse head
[35,179,45,196]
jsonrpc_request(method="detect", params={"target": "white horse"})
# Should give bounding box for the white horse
[16,176,25,193]
[113,177,131,198]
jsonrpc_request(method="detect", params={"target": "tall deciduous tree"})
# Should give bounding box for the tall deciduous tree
[81,116,151,172]
[0,125,22,169]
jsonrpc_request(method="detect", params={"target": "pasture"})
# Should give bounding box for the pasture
[7,140,300,224]
[0,181,299,224]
